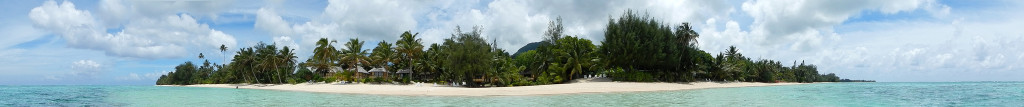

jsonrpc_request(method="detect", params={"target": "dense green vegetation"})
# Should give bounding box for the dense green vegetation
[157,9,848,86]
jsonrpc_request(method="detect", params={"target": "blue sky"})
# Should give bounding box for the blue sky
[2,0,1023,85]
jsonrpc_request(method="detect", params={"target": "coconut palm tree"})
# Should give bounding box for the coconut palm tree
[255,43,281,83]
[234,47,260,84]
[676,23,699,47]
[278,46,297,83]
[220,44,228,64]
[371,40,396,70]
[726,46,741,60]
[558,36,596,80]
[395,31,423,74]
[343,38,369,71]
[310,38,338,77]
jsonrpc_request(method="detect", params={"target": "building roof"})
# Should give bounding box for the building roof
[396,69,413,73]
[330,67,344,72]
[352,67,369,73]
[369,68,388,73]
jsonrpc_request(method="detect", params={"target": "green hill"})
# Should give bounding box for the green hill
[511,42,542,57]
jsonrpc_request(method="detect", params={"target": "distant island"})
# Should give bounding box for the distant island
[156,9,867,92]
[840,79,876,82]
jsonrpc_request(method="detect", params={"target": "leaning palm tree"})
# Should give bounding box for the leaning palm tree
[234,48,260,84]
[255,44,281,83]
[280,46,297,81]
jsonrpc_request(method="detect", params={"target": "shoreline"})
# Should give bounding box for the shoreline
[159,78,810,96]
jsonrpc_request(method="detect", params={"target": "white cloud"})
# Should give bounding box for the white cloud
[30,0,237,59]
[70,60,104,79]
[255,8,294,37]
[320,0,416,41]
[732,0,947,52]
[805,12,1024,81]
[144,70,171,80]
[413,0,736,51]
[254,0,738,56]
[99,0,235,23]
[118,73,142,80]
[0,22,48,48]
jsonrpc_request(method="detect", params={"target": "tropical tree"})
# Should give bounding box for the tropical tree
[309,38,338,77]
[395,31,423,74]
[234,47,259,83]
[278,46,298,83]
[220,44,228,64]
[370,40,396,70]
[599,9,698,82]
[554,36,597,80]
[528,17,566,84]
[440,26,493,87]
[342,38,369,70]
[417,43,445,82]
[174,61,197,85]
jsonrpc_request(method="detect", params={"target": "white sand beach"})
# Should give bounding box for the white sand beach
[163,78,807,96]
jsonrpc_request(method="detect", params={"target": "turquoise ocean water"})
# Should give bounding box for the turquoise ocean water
[2,82,1023,106]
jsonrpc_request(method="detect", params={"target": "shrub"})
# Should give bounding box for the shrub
[608,68,656,82]
[287,79,298,84]
[323,76,337,83]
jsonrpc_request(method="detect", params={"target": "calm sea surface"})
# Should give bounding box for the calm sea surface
[2,82,1023,106]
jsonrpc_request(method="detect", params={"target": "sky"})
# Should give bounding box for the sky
[1,0,1022,85]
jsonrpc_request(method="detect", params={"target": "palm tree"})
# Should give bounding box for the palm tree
[676,23,699,47]
[220,44,228,64]
[371,40,396,70]
[279,46,297,83]
[343,38,369,71]
[256,44,281,83]
[310,38,338,77]
[559,36,595,80]
[234,48,260,84]
[729,45,737,58]
[395,31,423,74]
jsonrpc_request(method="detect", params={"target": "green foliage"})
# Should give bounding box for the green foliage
[553,36,597,80]
[158,9,845,86]
[371,40,397,73]
[598,10,699,82]
[395,31,424,72]
[159,42,298,85]
[293,63,315,82]
[606,67,653,82]
[438,26,494,87]
[157,61,198,85]
[415,44,445,82]
[339,70,355,81]
[323,76,337,83]
[514,50,538,66]
[309,38,339,78]
[341,38,370,77]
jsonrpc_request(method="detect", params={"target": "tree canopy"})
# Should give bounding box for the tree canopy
[157,9,850,86]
